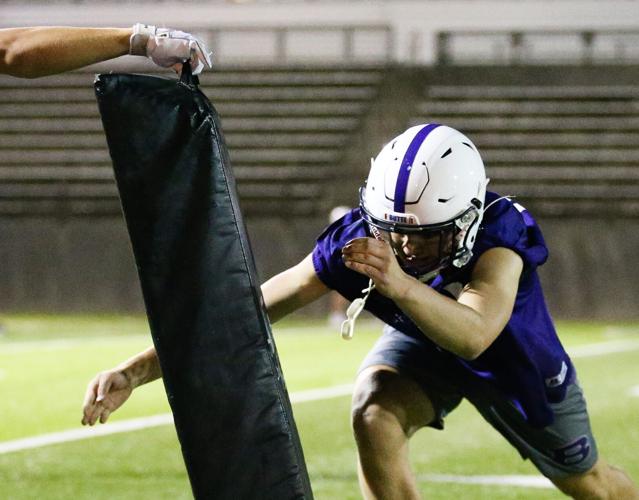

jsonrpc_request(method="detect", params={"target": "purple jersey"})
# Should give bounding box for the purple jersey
[312,192,573,428]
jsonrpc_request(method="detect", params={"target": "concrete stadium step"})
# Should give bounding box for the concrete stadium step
[468,132,639,148]
[225,132,346,148]
[488,166,639,182]
[0,118,103,132]
[0,101,366,118]
[0,88,98,103]
[488,183,639,199]
[409,116,639,131]
[198,68,384,86]
[0,197,320,217]
[238,182,322,199]
[0,183,118,198]
[0,85,376,103]
[0,182,322,201]
[232,165,332,181]
[0,68,383,87]
[213,101,367,116]
[230,148,340,163]
[0,166,114,182]
[220,117,359,131]
[0,103,102,118]
[199,86,376,100]
[0,199,122,217]
[0,134,107,149]
[515,200,639,218]
[0,146,341,164]
[0,132,347,149]
[0,165,331,183]
[417,100,639,115]
[0,150,109,164]
[0,116,358,132]
[239,200,318,216]
[426,85,639,99]
[481,148,639,164]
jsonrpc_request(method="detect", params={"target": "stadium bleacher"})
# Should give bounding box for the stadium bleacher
[1,64,639,221]
[411,81,639,217]
[0,67,384,217]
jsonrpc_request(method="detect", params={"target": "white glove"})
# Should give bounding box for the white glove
[129,23,212,75]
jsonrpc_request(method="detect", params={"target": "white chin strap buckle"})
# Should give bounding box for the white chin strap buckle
[340,279,375,340]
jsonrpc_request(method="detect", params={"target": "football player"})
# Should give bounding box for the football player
[82,124,638,499]
[0,23,211,78]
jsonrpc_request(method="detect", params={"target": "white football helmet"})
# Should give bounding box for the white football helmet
[360,123,488,279]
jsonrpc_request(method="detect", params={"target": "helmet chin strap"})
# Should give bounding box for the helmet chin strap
[339,264,439,341]
[340,279,375,340]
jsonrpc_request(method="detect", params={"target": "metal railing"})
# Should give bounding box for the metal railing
[194,24,394,64]
[436,29,639,65]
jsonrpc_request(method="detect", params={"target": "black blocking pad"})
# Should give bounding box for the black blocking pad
[94,70,313,500]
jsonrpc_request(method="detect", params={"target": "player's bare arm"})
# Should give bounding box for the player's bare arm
[82,254,328,425]
[262,253,330,323]
[0,24,212,78]
[342,237,523,360]
[0,27,131,78]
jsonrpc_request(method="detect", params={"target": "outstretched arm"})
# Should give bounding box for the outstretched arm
[0,27,131,78]
[262,253,331,323]
[82,253,330,425]
[0,24,212,78]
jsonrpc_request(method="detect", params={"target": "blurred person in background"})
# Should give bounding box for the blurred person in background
[0,24,211,78]
[82,123,639,500]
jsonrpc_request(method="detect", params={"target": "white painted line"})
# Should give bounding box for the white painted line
[419,473,553,489]
[0,414,173,455]
[0,335,149,354]
[567,339,639,359]
[0,384,353,455]
[289,383,352,403]
[629,385,639,398]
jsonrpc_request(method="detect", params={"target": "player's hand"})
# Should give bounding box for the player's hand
[129,23,213,75]
[81,369,133,426]
[342,237,416,301]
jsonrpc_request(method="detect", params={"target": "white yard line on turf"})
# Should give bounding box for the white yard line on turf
[0,336,149,353]
[419,474,554,489]
[0,414,174,455]
[0,384,354,455]
[630,385,639,398]
[567,339,639,358]
[2,337,639,457]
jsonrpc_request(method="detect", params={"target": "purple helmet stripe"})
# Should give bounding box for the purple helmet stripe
[393,123,440,212]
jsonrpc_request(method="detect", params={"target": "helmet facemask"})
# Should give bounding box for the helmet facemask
[361,187,482,280]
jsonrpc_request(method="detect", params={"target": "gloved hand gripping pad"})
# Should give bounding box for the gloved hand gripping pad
[94,71,313,500]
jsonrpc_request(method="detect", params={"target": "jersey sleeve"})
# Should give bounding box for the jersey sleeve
[311,208,362,289]
[478,197,548,274]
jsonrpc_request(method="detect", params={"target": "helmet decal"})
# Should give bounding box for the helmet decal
[393,123,441,212]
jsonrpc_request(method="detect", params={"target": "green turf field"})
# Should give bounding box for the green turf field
[0,315,638,499]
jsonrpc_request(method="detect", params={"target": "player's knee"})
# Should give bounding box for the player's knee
[351,369,409,438]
